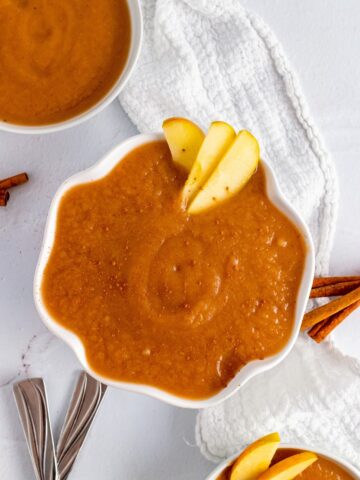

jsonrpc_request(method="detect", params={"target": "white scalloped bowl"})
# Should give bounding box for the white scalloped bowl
[0,0,142,134]
[34,133,315,409]
[205,443,360,480]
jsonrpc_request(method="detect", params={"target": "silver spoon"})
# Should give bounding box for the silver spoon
[13,378,58,480]
[13,372,107,480]
[57,372,107,479]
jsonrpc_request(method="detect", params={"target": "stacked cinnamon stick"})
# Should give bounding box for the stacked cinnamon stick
[302,276,360,343]
[0,172,29,206]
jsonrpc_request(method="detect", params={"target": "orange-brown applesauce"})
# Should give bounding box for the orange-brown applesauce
[217,449,355,480]
[41,141,306,399]
[0,0,130,125]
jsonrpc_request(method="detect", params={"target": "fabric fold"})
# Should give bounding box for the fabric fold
[120,0,338,273]
[118,0,351,465]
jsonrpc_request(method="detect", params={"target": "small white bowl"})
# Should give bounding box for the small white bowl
[0,0,142,135]
[205,443,360,480]
[34,133,315,408]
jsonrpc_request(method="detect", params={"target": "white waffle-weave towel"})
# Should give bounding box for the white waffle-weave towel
[196,336,360,467]
[119,0,360,468]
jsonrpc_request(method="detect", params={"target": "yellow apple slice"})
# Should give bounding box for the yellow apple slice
[188,130,259,214]
[181,121,236,207]
[229,432,280,480]
[257,452,318,480]
[162,117,205,172]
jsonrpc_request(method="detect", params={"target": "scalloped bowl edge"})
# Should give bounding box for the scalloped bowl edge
[34,133,315,408]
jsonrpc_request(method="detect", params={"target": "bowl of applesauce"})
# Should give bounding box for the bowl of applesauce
[34,132,314,408]
[0,0,142,134]
[207,444,360,480]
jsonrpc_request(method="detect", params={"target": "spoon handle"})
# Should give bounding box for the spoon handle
[13,378,58,480]
[56,372,107,480]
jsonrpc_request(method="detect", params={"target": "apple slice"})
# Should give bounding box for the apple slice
[257,452,318,480]
[162,117,205,172]
[188,130,259,214]
[181,121,236,207]
[229,432,280,480]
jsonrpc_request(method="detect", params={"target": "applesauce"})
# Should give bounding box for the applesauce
[217,449,355,480]
[41,140,306,399]
[0,0,130,125]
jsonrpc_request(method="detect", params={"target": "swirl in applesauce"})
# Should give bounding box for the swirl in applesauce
[127,230,228,328]
[0,0,130,125]
[41,141,305,399]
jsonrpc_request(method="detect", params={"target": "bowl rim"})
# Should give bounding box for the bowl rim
[33,132,315,409]
[0,0,143,135]
[204,442,360,479]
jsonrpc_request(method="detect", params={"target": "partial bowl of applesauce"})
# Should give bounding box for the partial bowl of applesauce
[0,0,142,134]
[33,132,314,408]
[207,444,360,480]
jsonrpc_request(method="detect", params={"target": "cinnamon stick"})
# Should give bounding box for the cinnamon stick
[306,316,325,338]
[0,172,28,190]
[308,299,360,343]
[301,284,360,331]
[310,280,360,298]
[0,190,9,206]
[312,276,360,288]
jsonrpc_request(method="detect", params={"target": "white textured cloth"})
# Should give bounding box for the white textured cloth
[119,0,359,468]
[120,0,338,272]
[196,336,360,467]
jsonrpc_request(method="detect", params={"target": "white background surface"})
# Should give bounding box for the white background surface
[1,1,360,478]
